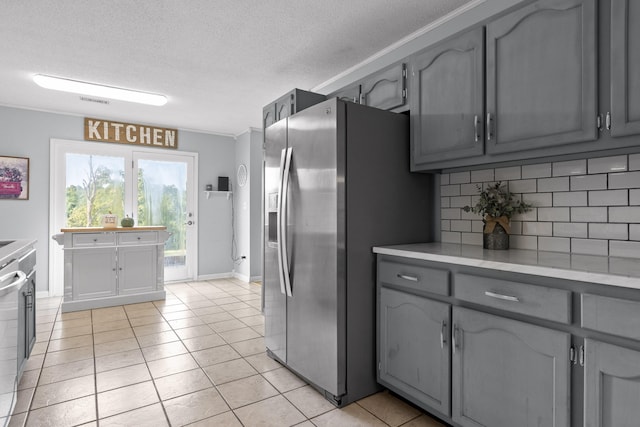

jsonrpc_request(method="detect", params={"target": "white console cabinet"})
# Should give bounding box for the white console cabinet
[54,227,170,312]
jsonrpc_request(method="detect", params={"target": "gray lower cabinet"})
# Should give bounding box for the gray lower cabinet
[486,0,597,154]
[452,306,571,427]
[610,0,640,137]
[378,287,451,416]
[584,339,640,427]
[409,27,484,169]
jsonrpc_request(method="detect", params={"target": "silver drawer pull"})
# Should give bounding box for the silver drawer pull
[397,273,418,282]
[484,291,520,302]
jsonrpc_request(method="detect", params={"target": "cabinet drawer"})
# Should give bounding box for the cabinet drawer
[379,260,449,296]
[72,233,115,247]
[454,273,571,324]
[118,232,158,245]
[582,294,640,340]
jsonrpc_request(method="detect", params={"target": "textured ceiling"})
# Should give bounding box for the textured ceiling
[0,0,473,136]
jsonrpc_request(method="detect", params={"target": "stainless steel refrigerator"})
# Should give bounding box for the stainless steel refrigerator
[263,97,434,407]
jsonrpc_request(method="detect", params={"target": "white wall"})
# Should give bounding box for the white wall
[234,128,263,282]
[0,105,237,292]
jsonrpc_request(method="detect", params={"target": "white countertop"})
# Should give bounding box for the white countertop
[373,243,640,290]
[0,239,36,266]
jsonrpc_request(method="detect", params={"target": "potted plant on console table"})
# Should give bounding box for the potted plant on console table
[463,182,532,250]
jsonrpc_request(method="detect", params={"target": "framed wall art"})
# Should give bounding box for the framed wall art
[0,156,29,200]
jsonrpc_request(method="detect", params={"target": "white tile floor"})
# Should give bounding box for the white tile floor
[10,279,446,426]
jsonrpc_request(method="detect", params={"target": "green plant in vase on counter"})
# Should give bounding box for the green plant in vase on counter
[462,181,532,250]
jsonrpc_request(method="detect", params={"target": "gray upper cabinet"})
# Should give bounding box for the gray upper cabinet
[410,27,485,169]
[610,0,640,137]
[378,287,451,417]
[360,63,407,111]
[584,339,640,427]
[333,84,361,104]
[486,0,597,154]
[263,89,326,128]
[451,307,570,427]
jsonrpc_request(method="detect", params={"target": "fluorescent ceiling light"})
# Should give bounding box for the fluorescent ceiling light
[33,74,167,106]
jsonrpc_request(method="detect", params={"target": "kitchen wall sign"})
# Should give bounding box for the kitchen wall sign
[84,118,178,149]
[0,155,29,200]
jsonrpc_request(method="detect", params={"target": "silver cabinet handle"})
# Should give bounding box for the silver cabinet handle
[474,115,480,143]
[484,290,520,302]
[440,320,447,349]
[452,325,460,354]
[606,111,611,130]
[397,273,418,282]
[486,113,493,141]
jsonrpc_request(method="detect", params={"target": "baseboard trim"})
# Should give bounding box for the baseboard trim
[197,272,234,281]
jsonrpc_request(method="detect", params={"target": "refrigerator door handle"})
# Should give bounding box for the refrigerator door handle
[280,147,293,297]
[276,148,288,296]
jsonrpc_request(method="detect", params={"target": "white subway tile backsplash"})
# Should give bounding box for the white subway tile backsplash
[439,153,640,259]
[609,206,640,223]
[609,171,640,189]
[522,193,552,207]
[571,254,610,272]
[553,159,586,177]
[510,235,538,250]
[450,171,471,184]
[538,207,570,222]
[441,208,461,220]
[441,231,461,244]
[588,223,628,240]
[495,166,521,181]
[522,163,551,179]
[538,177,569,192]
[610,241,640,259]
[588,190,628,206]
[451,220,472,232]
[522,222,552,236]
[553,191,587,207]
[460,183,481,196]
[450,196,471,208]
[553,222,587,238]
[588,155,628,174]
[441,185,461,197]
[539,236,570,253]
[462,232,483,246]
[571,239,608,256]
[509,179,537,193]
[571,207,607,222]
[472,220,484,233]
[570,174,607,191]
[471,169,494,182]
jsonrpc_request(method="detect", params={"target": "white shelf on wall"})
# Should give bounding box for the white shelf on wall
[204,191,232,200]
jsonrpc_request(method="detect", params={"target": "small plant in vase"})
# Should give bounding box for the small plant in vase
[462,182,532,250]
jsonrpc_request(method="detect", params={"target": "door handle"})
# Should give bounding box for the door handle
[440,320,447,349]
[486,113,493,141]
[280,147,293,297]
[185,220,194,226]
[484,290,520,303]
[474,115,480,143]
[276,148,288,296]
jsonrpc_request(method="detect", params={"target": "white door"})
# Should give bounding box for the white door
[133,151,196,282]
[50,139,198,296]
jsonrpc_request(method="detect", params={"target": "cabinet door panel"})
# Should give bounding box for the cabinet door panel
[118,246,157,295]
[379,287,451,416]
[452,307,570,427]
[71,248,117,300]
[611,0,640,136]
[332,85,361,104]
[410,27,484,168]
[361,63,406,110]
[584,339,640,427]
[486,0,597,153]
